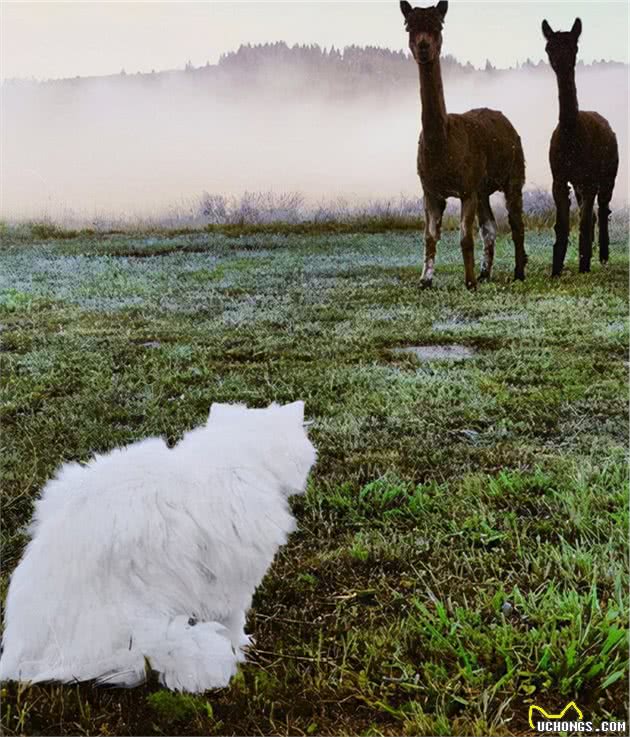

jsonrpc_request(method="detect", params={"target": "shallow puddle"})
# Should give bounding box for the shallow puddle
[391,344,476,361]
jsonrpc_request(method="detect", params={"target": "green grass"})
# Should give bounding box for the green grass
[0,227,628,736]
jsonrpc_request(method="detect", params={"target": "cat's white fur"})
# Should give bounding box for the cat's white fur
[0,401,316,692]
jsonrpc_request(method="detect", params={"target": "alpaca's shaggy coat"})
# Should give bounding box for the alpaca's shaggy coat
[401,0,527,288]
[542,18,619,275]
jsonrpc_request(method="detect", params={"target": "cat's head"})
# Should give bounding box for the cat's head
[208,401,317,496]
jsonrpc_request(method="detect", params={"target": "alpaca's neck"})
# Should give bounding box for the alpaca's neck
[555,66,579,129]
[418,59,448,150]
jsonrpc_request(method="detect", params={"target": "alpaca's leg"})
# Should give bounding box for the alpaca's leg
[505,185,526,281]
[421,192,446,287]
[477,195,497,281]
[551,180,570,276]
[460,195,478,290]
[598,183,614,264]
[576,188,596,247]
[578,191,596,273]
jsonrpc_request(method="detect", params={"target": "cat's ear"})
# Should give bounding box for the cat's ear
[281,400,305,424]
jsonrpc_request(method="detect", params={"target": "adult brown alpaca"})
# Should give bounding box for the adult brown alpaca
[401,0,526,289]
[542,19,619,276]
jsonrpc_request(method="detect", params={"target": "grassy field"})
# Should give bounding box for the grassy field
[1,223,628,736]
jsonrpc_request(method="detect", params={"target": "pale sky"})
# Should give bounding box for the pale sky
[1,0,628,81]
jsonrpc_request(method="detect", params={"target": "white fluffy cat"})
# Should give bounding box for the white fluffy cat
[0,401,316,692]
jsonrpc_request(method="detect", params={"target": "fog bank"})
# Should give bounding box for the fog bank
[2,51,628,223]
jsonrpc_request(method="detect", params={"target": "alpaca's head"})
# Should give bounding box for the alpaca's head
[400,1,448,65]
[542,18,582,73]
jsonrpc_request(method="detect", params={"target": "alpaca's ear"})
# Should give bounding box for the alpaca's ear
[571,18,582,40]
[436,1,448,19]
[400,1,413,20]
[542,20,554,40]
[282,401,305,424]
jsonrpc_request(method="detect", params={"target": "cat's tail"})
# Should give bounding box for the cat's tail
[97,615,239,693]
[0,615,238,693]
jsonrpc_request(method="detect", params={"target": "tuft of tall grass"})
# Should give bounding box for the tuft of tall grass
[3,188,626,240]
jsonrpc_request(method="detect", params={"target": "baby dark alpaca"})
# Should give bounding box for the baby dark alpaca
[543,18,619,276]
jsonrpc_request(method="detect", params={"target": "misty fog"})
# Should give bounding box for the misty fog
[2,49,628,224]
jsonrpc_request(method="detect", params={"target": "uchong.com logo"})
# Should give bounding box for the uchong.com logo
[528,701,628,734]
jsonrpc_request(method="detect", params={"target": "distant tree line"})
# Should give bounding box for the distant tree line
[3,42,624,90]
[217,41,473,81]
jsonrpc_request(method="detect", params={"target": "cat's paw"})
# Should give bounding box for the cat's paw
[155,620,238,692]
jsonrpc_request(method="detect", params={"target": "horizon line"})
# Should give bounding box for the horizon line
[2,40,627,85]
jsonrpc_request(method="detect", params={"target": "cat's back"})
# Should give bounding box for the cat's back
[15,435,177,602]
[33,436,172,530]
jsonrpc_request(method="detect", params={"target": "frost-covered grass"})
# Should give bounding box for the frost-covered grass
[1,227,628,736]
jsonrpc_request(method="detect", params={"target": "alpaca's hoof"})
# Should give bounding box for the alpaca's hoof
[420,278,433,289]
[465,280,477,291]
[478,269,491,282]
[600,259,609,266]
[513,270,525,282]
[551,268,563,278]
